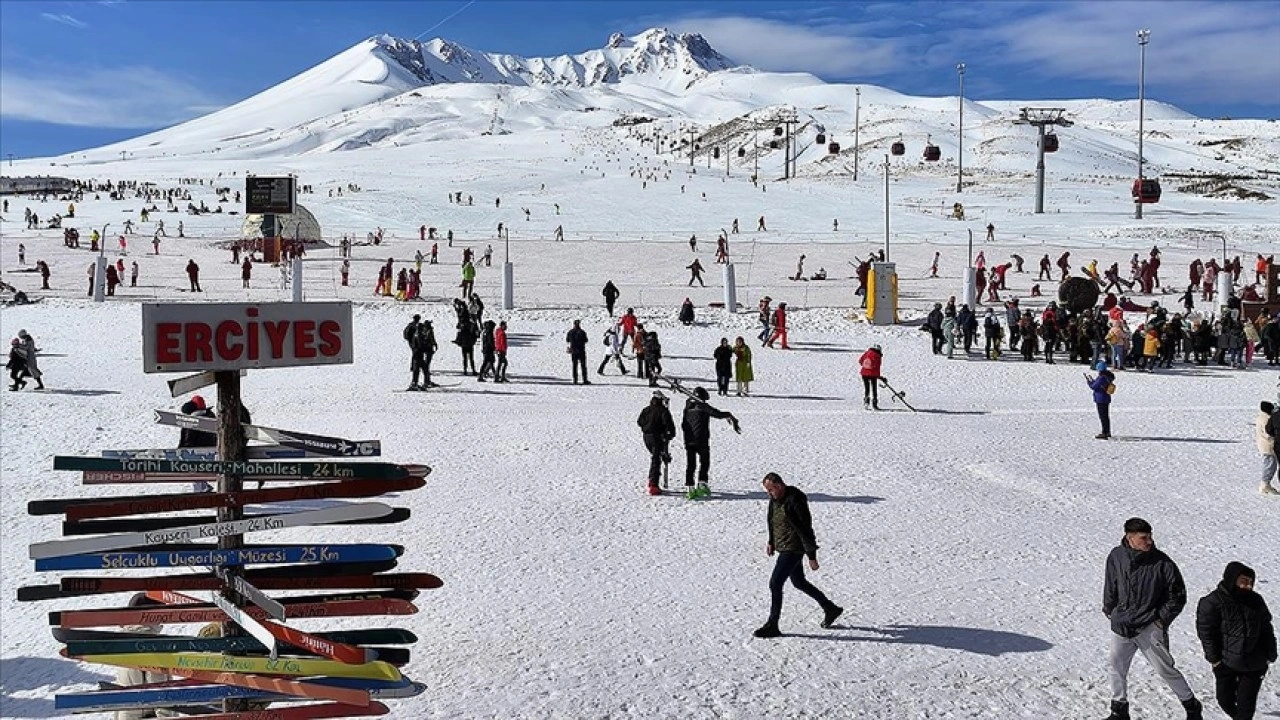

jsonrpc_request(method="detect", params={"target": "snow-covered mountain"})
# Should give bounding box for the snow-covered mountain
[39,26,1280,194]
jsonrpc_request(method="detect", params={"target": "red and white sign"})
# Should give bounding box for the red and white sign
[142,302,353,374]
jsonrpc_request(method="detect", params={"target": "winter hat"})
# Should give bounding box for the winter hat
[412,314,421,321]
[1123,517,1152,534]
[191,395,207,410]
[17,329,28,338]
[871,344,882,352]
[1263,401,1275,414]
[652,390,667,402]
[1223,561,1256,587]
[694,387,709,401]
[1095,362,1108,372]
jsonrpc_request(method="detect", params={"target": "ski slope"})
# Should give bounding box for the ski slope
[1,28,1279,720]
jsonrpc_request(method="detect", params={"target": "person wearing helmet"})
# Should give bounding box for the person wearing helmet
[7,337,29,391]
[637,390,676,495]
[858,344,883,409]
[680,387,740,499]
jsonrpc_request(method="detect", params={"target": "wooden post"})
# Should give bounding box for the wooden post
[215,370,247,712]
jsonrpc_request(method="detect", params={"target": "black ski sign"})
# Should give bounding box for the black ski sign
[153,409,381,458]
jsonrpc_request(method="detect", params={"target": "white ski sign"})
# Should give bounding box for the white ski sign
[28,503,392,560]
[209,589,278,659]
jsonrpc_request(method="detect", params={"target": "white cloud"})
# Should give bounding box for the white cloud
[40,13,87,28]
[666,15,910,78]
[981,1,1280,105]
[0,66,224,128]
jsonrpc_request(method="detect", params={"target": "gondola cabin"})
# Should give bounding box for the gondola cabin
[738,147,746,158]
[1132,178,1162,204]
[816,133,826,145]
[712,147,720,159]
[828,142,841,154]
[923,144,941,162]
[774,127,784,137]
[1042,134,1059,153]
[769,140,779,149]
[891,141,906,156]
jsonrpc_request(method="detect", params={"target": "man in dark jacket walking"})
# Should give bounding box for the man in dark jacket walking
[680,387,738,498]
[753,472,842,638]
[408,317,438,390]
[637,391,676,495]
[1101,517,1203,720]
[566,320,590,385]
[602,280,620,316]
[1196,562,1276,720]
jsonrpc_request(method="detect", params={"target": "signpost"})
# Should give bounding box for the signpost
[26,291,437,717]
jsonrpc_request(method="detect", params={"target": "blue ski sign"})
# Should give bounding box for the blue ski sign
[35,543,398,572]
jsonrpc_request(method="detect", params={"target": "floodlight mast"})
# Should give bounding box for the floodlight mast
[1013,107,1073,214]
[956,63,966,193]
[1135,29,1151,219]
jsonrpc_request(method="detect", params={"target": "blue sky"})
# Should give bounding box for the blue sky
[2,0,1278,159]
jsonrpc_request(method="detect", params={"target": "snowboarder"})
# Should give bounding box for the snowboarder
[1194,561,1276,720]
[637,391,676,495]
[598,325,628,376]
[185,259,201,292]
[1101,517,1203,720]
[752,472,843,638]
[566,320,590,385]
[858,344,882,409]
[602,280,620,316]
[680,386,739,498]
[687,258,705,287]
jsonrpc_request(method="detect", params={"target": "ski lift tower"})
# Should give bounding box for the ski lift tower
[1013,107,1073,214]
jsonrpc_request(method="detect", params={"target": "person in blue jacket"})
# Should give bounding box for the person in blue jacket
[1087,362,1116,439]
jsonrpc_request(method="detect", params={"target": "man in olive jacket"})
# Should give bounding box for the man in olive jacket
[1101,517,1203,720]
[753,473,842,638]
[1195,561,1277,720]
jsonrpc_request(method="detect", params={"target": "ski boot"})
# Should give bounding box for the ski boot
[752,623,781,638]
[1181,697,1202,720]
[407,383,421,392]
[684,485,699,500]
[693,483,710,499]
[1101,700,1129,720]
[647,483,661,496]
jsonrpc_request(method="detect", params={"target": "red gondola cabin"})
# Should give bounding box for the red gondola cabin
[891,141,906,156]
[828,142,841,154]
[1042,134,1059,153]
[1132,178,1162,204]
[923,144,941,162]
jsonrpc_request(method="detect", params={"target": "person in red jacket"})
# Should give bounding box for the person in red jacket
[766,303,789,349]
[494,321,509,382]
[858,344,883,409]
[620,308,638,348]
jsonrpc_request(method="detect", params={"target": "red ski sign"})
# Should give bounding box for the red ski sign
[141,302,353,374]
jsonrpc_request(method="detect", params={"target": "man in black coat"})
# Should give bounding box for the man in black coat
[753,472,842,638]
[680,387,738,498]
[602,280,620,316]
[566,320,590,385]
[409,320,437,390]
[1101,517,1203,720]
[1196,562,1277,720]
[636,391,675,495]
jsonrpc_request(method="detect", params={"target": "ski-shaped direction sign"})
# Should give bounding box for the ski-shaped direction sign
[209,590,278,658]
[35,544,398,572]
[54,456,411,478]
[69,651,402,681]
[217,571,285,621]
[29,502,392,559]
[154,409,381,457]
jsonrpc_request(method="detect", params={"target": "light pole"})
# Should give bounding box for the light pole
[882,154,891,262]
[853,87,861,181]
[956,62,966,193]
[1135,29,1150,220]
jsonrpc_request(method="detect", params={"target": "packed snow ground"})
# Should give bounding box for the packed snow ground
[2,119,1279,718]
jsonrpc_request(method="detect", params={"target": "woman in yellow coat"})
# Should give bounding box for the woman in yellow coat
[733,336,754,396]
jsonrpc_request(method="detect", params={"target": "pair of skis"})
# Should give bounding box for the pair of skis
[878,377,917,412]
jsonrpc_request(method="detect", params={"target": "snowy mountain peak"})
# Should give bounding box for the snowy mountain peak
[362,27,739,90]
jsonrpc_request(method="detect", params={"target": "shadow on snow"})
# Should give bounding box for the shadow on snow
[789,624,1054,657]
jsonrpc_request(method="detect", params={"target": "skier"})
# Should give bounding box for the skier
[597,325,627,376]
[602,280,620,316]
[752,472,843,638]
[1195,562,1277,720]
[680,386,739,498]
[566,320,590,385]
[986,222,995,242]
[687,258,705,287]
[858,344,882,409]
[494,321,509,382]
[1101,517,1203,720]
[713,337,734,396]
[408,317,438,390]
[186,259,201,292]
[7,338,28,391]
[477,320,497,382]
[1087,362,1116,439]
[637,391,676,495]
